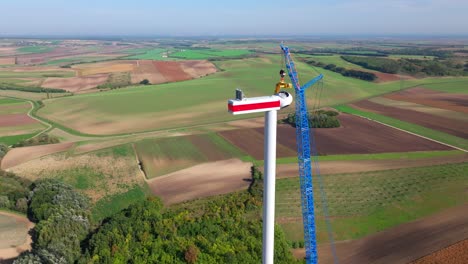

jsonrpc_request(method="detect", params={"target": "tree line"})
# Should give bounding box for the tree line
[303,59,377,81]
[281,110,341,129]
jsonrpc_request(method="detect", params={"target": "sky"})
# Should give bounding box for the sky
[0,0,467,36]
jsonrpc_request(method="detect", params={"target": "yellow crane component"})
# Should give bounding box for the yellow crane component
[275,69,292,94]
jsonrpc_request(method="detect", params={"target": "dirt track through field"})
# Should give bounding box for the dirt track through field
[147,159,251,205]
[351,100,468,139]
[314,204,468,264]
[274,153,468,177]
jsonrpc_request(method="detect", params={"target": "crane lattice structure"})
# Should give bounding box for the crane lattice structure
[280,44,323,264]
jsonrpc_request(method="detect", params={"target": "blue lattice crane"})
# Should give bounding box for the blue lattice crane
[279,44,323,264]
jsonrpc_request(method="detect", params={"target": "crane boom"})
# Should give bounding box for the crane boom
[280,44,323,264]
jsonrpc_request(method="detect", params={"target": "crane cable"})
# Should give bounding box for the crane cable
[290,51,339,264]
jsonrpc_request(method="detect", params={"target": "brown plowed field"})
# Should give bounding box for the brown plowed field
[410,239,468,264]
[0,113,37,126]
[351,100,468,139]
[15,47,92,65]
[0,57,15,65]
[1,142,74,169]
[219,114,450,159]
[374,72,404,82]
[179,60,218,78]
[42,73,109,92]
[148,159,251,205]
[153,61,191,82]
[385,87,468,114]
[314,204,468,264]
[219,128,296,159]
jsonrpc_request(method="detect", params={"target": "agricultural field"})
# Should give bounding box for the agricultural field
[17,46,54,54]
[0,211,33,261]
[124,48,172,60]
[276,162,468,243]
[134,133,245,178]
[170,48,252,59]
[411,239,468,264]
[0,97,45,145]
[219,113,451,160]
[36,54,466,135]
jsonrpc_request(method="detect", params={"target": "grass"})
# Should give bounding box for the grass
[0,71,74,78]
[335,104,468,150]
[0,97,22,105]
[17,46,53,54]
[125,48,172,60]
[91,184,148,223]
[37,54,468,136]
[273,150,463,164]
[170,48,252,60]
[44,56,112,66]
[388,55,435,60]
[422,80,468,94]
[0,132,37,145]
[276,162,468,242]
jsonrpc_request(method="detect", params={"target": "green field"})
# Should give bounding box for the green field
[134,133,244,178]
[90,185,149,223]
[125,48,172,60]
[0,70,74,78]
[335,104,468,150]
[0,132,38,146]
[388,55,435,60]
[17,46,53,54]
[170,48,252,59]
[273,150,463,165]
[44,56,113,66]
[277,162,468,242]
[37,54,468,136]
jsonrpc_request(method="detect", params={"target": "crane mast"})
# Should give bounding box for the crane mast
[280,44,323,264]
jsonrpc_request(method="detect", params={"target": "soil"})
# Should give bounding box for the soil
[153,61,191,82]
[147,159,251,205]
[1,142,74,169]
[351,100,468,139]
[0,211,34,263]
[219,114,451,159]
[0,113,37,127]
[385,87,468,114]
[42,73,109,92]
[410,239,468,264]
[312,204,468,264]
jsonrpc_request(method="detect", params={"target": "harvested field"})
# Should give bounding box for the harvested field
[351,100,468,139]
[369,96,468,122]
[0,57,15,65]
[374,72,405,82]
[275,153,468,177]
[410,239,468,264]
[134,133,244,178]
[219,114,451,159]
[75,61,135,76]
[219,128,296,159]
[42,73,109,92]
[0,113,36,126]
[152,61,191,82]
[148,159,251,205]
[385,87,468,114]
[1,142,74,169]
[179,60,218,78]
[316,204,468,264]
[0,211,34,262]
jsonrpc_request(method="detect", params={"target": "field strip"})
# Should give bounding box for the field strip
[352,114,467,153]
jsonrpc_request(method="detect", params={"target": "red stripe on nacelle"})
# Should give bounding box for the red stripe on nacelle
[229,101,280,112]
